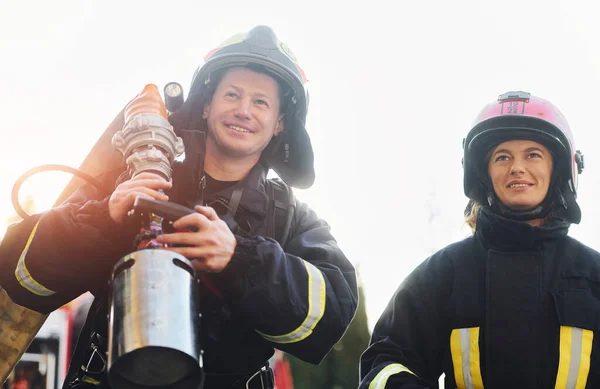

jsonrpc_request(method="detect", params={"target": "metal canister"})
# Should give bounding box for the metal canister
[107,250,203,389]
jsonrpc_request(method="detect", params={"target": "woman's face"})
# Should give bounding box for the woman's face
[488,139,553,211]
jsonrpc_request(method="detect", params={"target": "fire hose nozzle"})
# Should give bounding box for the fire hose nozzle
[112,84,184,181]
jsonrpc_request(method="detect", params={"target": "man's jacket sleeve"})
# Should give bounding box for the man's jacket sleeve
[359,253,453,389]
[211,199,359,364]
[0,183,133,314]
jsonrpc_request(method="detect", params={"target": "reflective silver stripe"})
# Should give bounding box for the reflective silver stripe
[567,328,582,389]
[14,221,56,297]
[460,329,475,389]
[368,363,415,389]
[257,260,326,344]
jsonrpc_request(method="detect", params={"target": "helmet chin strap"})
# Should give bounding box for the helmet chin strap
[485,175,567,222]
[487,193,551,222]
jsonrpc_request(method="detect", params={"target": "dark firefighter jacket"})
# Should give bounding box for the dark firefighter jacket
[0,160,358,388]
[360,205,600,389]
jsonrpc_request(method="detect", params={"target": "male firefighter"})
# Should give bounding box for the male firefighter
[0,25,358,389]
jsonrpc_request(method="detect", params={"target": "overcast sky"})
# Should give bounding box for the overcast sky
[1,0,599,331]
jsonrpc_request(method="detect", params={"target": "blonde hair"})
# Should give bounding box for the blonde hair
[464,200,481,232]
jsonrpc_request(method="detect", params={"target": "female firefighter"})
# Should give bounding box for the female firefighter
[359,91,600,389]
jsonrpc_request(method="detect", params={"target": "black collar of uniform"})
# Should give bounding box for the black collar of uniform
[169,159,271,233]
[475,205,570,251]
[202,162,270,221]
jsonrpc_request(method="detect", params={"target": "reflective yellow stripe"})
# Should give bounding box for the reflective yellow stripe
[555,326,573,389]
[554,326,594,389]
[450,328,484,389]
[257,260,326,344]
[14,221,56,297]
[451,329,465,389]
[81,375,101,385]
[368,363,415,389]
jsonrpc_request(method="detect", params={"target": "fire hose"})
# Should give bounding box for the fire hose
[3,83,205,389]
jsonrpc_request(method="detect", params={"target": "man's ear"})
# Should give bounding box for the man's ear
[202,104,210,119]
[274,114,285,136]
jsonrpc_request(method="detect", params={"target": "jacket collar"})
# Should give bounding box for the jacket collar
[475,205,570,251]
[205,162,270,221]
[170,160,271,227]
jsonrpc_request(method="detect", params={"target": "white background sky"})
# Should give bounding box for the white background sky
[1,0,599,332]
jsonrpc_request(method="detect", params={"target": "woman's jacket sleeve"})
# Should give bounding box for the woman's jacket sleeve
[359,252,454,388]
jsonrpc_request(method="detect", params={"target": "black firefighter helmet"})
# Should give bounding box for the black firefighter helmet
[168,25,314,189]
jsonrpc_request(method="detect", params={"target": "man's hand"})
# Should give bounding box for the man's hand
[156,205,237,273]
[109,172,172,224]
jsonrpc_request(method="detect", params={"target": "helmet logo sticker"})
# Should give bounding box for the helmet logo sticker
[278,40,308,83]
[279,41,297,62]
[203,33,247,61]
[501,100,525,115]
